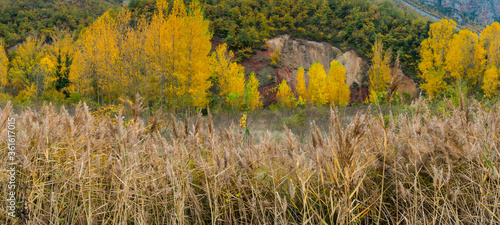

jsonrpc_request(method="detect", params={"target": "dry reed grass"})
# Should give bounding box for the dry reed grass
[0,97,499,224]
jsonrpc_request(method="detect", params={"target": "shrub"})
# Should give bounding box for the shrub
[42,90,66,104]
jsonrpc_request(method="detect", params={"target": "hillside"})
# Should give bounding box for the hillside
[0,0,431,78]
[405,0,500,27]
[0,0,123,47]
[127,0,430,79]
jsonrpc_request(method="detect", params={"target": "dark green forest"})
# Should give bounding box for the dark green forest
[0,0,123,46]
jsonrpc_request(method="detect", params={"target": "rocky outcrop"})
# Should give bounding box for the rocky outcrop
[242,35,420,106]
[410,0,499,26]
[398,73,420,98]
[266,35,368,88]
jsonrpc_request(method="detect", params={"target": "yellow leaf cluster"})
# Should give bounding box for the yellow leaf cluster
[246,73,262,110]
[445,30,485,88]
[212,44,246,109]
[10,36,51,97]
[276,79,295,108]
[418,19,500,98]
[481,22,500,68]
[419,67,447,99]
[212,44,261,111]
[70,0,216,108]
[0,41,8,89]
[296,61,350,106]
[369,38,391,103]
[308,63,328,105]
[270,48,281,67]
[418,19,456,98]
[482,66,499,97]
[327,60,351,106]
[296,67,308,102]
[70,11,121,103]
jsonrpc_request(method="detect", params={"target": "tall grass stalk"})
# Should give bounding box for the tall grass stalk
[0,98,499,224]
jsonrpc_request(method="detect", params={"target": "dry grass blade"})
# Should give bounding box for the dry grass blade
[0,96,499,224]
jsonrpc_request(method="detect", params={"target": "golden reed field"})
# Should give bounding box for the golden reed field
[1,97,499,224]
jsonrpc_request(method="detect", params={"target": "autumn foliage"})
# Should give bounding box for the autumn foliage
[276,79,295,108]
[0,41,8,91]
[419,19,500,98]
[1,0,261,110]
[368,38,392,103]
[292,61,351,107]
[70,1,215,108]
[327,60,351,106]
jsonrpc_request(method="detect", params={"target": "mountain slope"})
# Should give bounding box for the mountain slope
[406,0,499,26]
[127,0,430,78]
[0,0,123,47]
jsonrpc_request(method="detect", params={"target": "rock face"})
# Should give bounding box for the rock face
[266,35,368,88]
[241,35,420,106]
[411,0,500,26]
[398,73,420,98]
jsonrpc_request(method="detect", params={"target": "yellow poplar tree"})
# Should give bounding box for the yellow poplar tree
[420,67,447,99]
[482,66,499,97]
[445,29,485,89]
[481,22,500,97]
[245,72,262,110]
[419,19,457,98]
[369,38,391,103]
[327,60,350,106]
[10,36,50,98]
[212,44,247,109]
[121,16,149,99]
[0,41,8,91]
[481,22,500,68]
[37,57,56,95]
[276,79,295,108]
[71,0,214,108]
[226,72,246,109]
[308,62,328,105]
[144,0,212,108]
[296,67,308,103]
[179,1,213,108]
[70,11,121,104]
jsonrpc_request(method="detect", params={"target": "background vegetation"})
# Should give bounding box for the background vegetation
[128,0,430,78]
[0,0,123,47]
